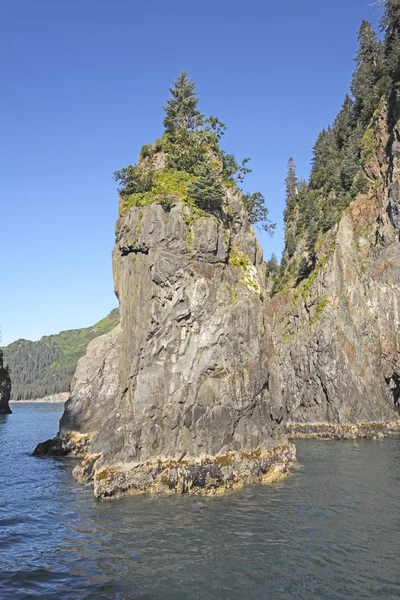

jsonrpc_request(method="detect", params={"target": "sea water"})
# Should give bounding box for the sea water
[1,403,399,599]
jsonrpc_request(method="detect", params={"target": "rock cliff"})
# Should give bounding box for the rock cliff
[0,350,12,414]
[35,185,295,497]
[267,101,400,430]
[36,27,400,495]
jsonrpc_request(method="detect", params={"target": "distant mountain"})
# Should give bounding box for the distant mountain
[3,309,119,400]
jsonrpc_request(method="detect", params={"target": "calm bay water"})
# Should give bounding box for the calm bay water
[1,403,400,599]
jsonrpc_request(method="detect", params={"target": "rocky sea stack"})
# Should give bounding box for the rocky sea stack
[0,349,12,414]
[35,73,295,497]
[36,3,400,497]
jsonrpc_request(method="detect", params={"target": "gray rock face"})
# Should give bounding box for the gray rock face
[37,110,400,497]
[0,350,11,415]
[60,324,121,435]
[267,107,400,425]
[47,189,293,497]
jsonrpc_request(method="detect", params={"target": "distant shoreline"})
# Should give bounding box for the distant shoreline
[10,392,69,404]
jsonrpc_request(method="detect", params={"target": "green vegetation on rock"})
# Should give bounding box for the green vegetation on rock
[114,71,275,232]
[3,309,119,400]
[269,2,400,296]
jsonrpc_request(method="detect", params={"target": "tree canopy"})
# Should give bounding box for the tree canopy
[114,72,275,233]
[269,5,400,295]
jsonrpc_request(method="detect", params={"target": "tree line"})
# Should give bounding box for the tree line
[268,0,400,293]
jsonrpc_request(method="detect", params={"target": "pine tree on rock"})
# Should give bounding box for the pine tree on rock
[163,71,204,137]
[382,0,400,106]
[333,95,354,150]
[187,164,225,212]
[284,157,299,225]
[285,157,298,200]
[351,21,383,121]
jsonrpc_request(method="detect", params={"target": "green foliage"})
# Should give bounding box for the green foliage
[297,256,312,282]
[229,246,251,269]
[187,164,225,212]
[382,0,400,122]
[243,191,276,234]
[113,165,154,197]
[163,71,204,137]
[361,125,379,162]
[120,169,196,215]
[140,144,154,160]
[163,128,211,174]
[265,254,279,278]
[276,13,399,290]
[311,296,330,324]
[2,309,120,400]
[285,228,297,258]
[351,21,384,123]
[285,157,298,200]
[270,16,392,297]
[205,116,227,140]
[221,153,252,185]
[115,72,274,230]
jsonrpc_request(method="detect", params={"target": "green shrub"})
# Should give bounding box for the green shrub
[140,144,154,160]
[187,165,225,212]
[113,165,154,197]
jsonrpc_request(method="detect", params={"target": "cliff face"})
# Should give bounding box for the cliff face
[269,102,400,426]
[35,35,400,494]
[37,104,400,497]
[0,350,11,415]
[48,187,294,497]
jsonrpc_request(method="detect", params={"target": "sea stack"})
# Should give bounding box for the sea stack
[0,350,12,414]
[34,73,295,497]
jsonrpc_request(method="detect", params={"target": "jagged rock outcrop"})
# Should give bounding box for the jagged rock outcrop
[269,102,400,428]
[36,189,295,497]
[0,350,11,415]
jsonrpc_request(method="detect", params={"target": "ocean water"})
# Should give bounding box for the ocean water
[1,403,399,600]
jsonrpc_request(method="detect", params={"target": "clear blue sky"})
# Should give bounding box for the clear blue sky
[1,0,382,345]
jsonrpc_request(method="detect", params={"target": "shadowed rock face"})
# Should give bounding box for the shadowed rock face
[0,350,11,415]
[45,188,294,497]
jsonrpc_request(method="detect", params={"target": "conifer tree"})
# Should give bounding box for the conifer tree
[163,71,204,136]
[382,0,400,102]
[333,95,354,150]
[351,21,383,120]
[187,164,225,212]
[285,157,298,200]
[283,157,299,228]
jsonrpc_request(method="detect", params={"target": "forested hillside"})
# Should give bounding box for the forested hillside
[269,0,400,293]
[3,309,119,400]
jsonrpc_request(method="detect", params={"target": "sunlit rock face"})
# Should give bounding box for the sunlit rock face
[42,187,294,498]
[267,104,400,427]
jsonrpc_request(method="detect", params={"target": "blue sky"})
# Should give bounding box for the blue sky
[1,0,382,345]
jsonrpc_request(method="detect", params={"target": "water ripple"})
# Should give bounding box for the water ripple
[1,404,400,599]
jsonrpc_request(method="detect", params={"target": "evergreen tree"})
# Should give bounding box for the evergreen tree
[265,254,279,278]
[163,71,204,136]
[333,95,354,150]
[283,157,299,228]
[310,128,335,187]
[382,0,400,107]
[187,165,225,212]
[351,21,383,122]
[285,157,298,200]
